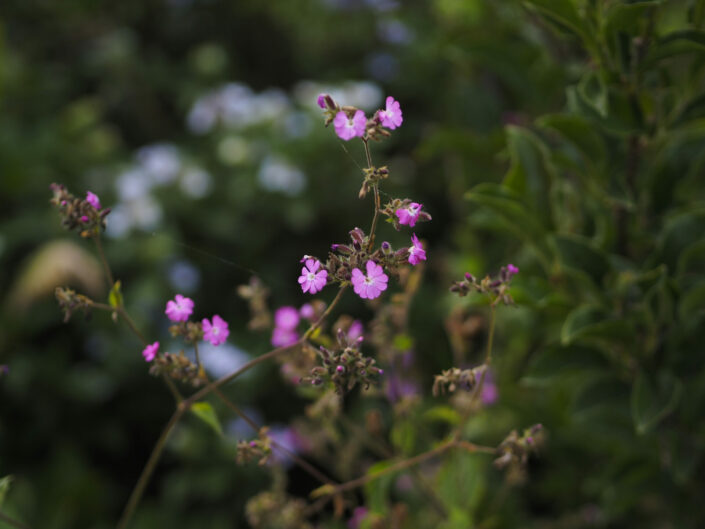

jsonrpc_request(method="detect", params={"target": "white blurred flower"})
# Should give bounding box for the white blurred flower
[137,143,181,184]
[105,204,133,239]
[167,260,201,292]
[187,95,219,134]
[180,167,212,198]
[115,168,153,201]
[257,155,306,195]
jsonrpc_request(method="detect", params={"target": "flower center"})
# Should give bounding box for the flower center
[308,272,316,281]
[364,276,374,285]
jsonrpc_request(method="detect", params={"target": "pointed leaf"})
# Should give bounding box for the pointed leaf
[191,401,223,436]
[631,371,683,435]
[108,280,123,309]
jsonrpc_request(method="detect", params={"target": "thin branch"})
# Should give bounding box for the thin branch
[93,235,115,288]
[303,286,348,340]
[116,408,184,529]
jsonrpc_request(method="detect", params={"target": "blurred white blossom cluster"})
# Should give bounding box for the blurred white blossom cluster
[104,80,382,237]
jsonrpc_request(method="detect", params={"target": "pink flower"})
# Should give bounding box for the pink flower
[202,314,229,346]
[271,327,299,347]
[348,320,364,341]
[351,260,388,300]
[298,259,328,294]
[379,96,403,130]
[507,263,519,276]
[80,215,90,223]
[408,234,426,265]
[142,341,159,362]
[299,303,315,320]
[86,191,101,210]
[395,202,422,227]
[165,294,194,322]
[316,94,327,109]
[348,507,368,529]
[275,306,300,330]
[333,110,366,141]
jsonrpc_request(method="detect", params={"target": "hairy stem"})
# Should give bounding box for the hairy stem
[93,234,115,288]
[362,139,381,251]
[303,286,348,340]
[117,408,184,529]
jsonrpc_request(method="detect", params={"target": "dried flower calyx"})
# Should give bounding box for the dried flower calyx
[302,327,383,393]
[237,428,273,466]
[50,184,110,237]
[494,423,544,471]
[55,287,94,322]
[432,364,487,396]
[148,351,204,386]
[450,264,519,306]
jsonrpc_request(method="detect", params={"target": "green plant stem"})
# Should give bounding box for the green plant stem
[0,511,32,529]
[116,408,184,529]
[362,139,381,251]
[303,286,347,340]
[93,235,114,288]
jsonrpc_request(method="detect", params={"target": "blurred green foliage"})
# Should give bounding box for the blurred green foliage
[1,0,705,528]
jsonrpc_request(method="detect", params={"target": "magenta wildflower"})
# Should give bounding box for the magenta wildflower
[86,191,101,210]
[316,94,327,109]
[348,320,364,341]
[379,96,403,130]
[165,294,194,322]
[298,258,328,294]
[271,327,299,347]
[80,215,90,223]
[299,303,315,320]
[275,306,300,330]
[142,341,159,362]
[395,202,422,227]
[333,110,366,141]
[408,233,426,265]
[507,263,519,275]
[351,260,388,300]
[202,314,229,346]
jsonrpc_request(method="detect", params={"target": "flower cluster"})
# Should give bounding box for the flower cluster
[493,424,545,476]
[236,428,273,466]
[318,94,403,142]
[55,287,94,323]
[50,184,111,237]
[148,350,202,387]
[380,198,432,230]
[432,364,488,396]
[303,326,383,394]
[450,264,519,305]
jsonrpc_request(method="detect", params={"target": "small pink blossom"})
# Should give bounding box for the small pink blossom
[80,215,90,223]
[202,314,229,346]
[408,233,426,265]
[379,96,403,130]
[86,191,101,210]
[348,320,364,341]
[351,260,388,300]
[316,94,327,109]
[507,263,519,275]
[275,306,300,330]
[271,327,299,347]
[333,110,366,141]
[142,341,159,362]
[165,294,194,322]
[395,202,422,227]
[299,303,315,320]
[298,259,328,294]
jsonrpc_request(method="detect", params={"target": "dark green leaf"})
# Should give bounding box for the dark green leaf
[577,71,608,117]
[536,113,606,173]
[561,305,634,346]
[631,371,683,434]
[553,233,611,285]
[364,460,397,514]
[524,344,610,385]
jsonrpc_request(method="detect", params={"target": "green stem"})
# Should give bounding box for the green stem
[362,139,380,251]
[303,286,347,340]
[117,408,184,529]
[93,234,115,288]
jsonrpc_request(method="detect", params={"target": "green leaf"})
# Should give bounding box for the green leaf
[436,451,485,516]
[363,460,397,514]
[524,344,609,385]
[646,30,705,64]
[561,305,634,346]
[679,280,705,319]
[108,279,123,309]
[657,209,705,272]
[423,405,461,426]
[0,475,13,508]
[553,233,611,285]
[536,113,606,174]
[577,71,608,117]
[522,0,594,48]
[631,371,683,435]
[503,126,556,226]
[190,402,223,436]
[466,183,554,268]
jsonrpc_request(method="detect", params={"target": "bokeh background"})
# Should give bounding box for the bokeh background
[2,0,705,528]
